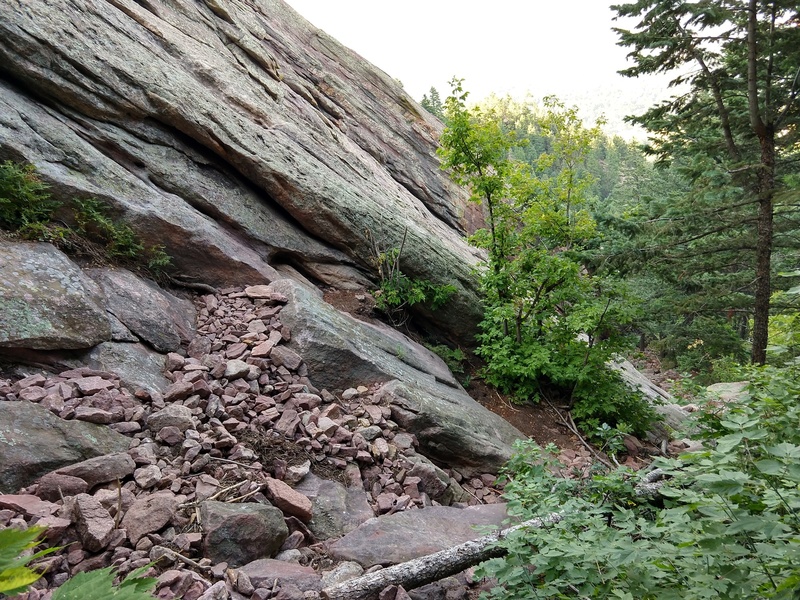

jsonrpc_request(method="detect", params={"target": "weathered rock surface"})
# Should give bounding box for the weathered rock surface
[327,504,511,567]
[294,475,374,541]
[0,242,110,350]
[0,0,484,342]
[85,268,195,352]
[0,401,130,493]
[72,493,115,552]
[55,452,136,490]
[239,559,321,592]
[612,358,694,444]
[200,501,288,567]
[268,278,523,472]
[120,491,180,545]
[76,341,171,396]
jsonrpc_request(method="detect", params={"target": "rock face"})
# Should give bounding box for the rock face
[267,278,523,472]
[0,242,110,350]
[85,268,195,353]
[0,401,130,493]
[0,0,484,343]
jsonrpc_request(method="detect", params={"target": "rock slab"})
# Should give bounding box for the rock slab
[0,401,130,493]
[0,242,110,350]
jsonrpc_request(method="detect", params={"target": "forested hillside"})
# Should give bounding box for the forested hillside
[417,2,800,598]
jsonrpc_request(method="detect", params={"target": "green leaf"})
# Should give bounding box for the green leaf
[754,459,783,475]
[0,566,44,595]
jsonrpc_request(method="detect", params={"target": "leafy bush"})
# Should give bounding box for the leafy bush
[369,229,456,326]
[74,198,145,260]
[0,161,171,274]
[477,363,800,599]
[0,161,57,233]
[438,82,652,433]
[425,343,467,375]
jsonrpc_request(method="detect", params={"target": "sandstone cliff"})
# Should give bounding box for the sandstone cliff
[0,0,484,341]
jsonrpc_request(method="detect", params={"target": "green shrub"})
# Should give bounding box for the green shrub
[369,229,455,327]
[424,343,467,375]
[0,162,171,274]
[0,161,57,232]
[74,198,145,260]
[477,363,800,599]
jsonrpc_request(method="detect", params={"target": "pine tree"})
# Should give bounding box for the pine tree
[612,0,800,364]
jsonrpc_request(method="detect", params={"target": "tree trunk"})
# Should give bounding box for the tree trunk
[746,0,775,366]
[320,513,563,600]
[751,132,775,366]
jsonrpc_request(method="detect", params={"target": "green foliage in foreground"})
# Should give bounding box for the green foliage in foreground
[51,565,157,600]
[0,526,56,596]
[478,363,800,599]
[0,525,157,599]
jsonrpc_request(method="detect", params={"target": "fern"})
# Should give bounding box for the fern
[0,526,55,596]
[52,564,157,600]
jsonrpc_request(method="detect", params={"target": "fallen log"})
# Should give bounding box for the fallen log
[320,512,563,600]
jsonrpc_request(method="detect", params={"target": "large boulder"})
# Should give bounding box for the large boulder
[0,242,110,350]
[0,0,484,343]
[327,504,511,567]
[611,358,694,444]
[200,500,288,567]
[0,401,130,493]
[267,278,523,473]
[293,474,375,541]
[84,268,195,352]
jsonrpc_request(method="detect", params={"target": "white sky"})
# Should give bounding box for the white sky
[283,0,645,103]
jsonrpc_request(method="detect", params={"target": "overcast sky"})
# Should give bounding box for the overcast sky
[283,1,646,103]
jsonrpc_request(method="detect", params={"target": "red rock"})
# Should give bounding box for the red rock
[250,340,275,358]
[73,493,115,552]
[224,342,247,360]
[18,386,47,402]
[74,406,114,424]
[73,376,116,395]
[165,352,185,372]
[56,452,136,489]
[163,380,195,402]
[14,374,47,390]
[270,346,302,370]
[239,559,320,592]
[120,491,179,544]
[0,495,58,517]
[134,465,162,489]
[264,478,312,522]
[157,426,184,445]
[109,422,142,434]
[274,409,300,437]
[36,515,72,541]
[36,472,89,501]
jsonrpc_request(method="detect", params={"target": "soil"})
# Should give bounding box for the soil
[321,287,588,455]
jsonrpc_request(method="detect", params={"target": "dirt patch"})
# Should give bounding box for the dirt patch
[466,378,583,451]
